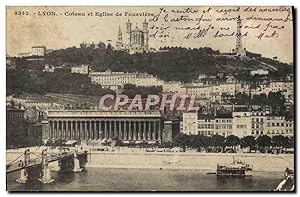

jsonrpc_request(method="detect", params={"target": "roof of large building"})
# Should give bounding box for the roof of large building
[47,110,162,118]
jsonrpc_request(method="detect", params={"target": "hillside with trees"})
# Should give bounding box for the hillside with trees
[13,46,293,83]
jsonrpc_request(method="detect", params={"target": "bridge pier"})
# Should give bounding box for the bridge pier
[16,149,30,184]
[39,150,54,184]
[48,160,61,172]
[16,169,28,184]
[73,151,82,172]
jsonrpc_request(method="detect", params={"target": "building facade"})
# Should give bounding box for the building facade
[31,46,46,56]
[89,69,137,90]
[162,119,180,142]
[71,64,89,75]
[89,69,163,90]
[181,110,294,138]
[47,110,163,142]
[6,108,26,148]
[135,73,163,87]
[182,112,198,135]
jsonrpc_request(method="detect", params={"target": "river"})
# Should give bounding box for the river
[6,168,284,191]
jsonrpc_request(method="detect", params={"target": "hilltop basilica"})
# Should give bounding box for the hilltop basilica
[115,19,149,54]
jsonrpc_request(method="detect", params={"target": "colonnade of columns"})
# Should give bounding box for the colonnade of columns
[48,119,161,141]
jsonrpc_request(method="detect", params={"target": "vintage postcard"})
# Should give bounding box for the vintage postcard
[6,6,295,192]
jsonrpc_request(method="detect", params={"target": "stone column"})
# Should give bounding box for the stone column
[61,121,65,139]
[152,121,156,140]
[56,121,59,139]
[98,121,102,139]
[133,121,136,140]
[59,121,62,139]
[109,121,112,139]
[74,121,78,140]
[52,121,55,139]
[85,120,90,140]
[137,121,141,140]
[84,121,87,140]
[128,121,132,140]
[80,121,83,140]
[70,121,73,139]
[148,121,152,140]
[74,121,77,140]
[157,121,161,141]
[117,120,123,140]
[94,121,97,139]
[89,121,93,139]
[87,121,90,140]
[66,120,69,140]
[49,121,52,139]
[124,121,127,140]
[114,121,117,138]
[84,120,89,140]
[143,121,147,140]
[104,121,107,139]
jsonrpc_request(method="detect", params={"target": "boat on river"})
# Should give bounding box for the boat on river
[217,157,252,177]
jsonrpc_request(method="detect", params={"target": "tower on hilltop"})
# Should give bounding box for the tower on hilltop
[116,26,125,50]
[232,16,246,57]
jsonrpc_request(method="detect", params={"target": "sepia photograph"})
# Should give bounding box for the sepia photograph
[5,4,295,192]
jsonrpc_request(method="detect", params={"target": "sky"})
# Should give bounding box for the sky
[6,6,294,63]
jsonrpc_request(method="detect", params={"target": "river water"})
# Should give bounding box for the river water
[7,168,284,191]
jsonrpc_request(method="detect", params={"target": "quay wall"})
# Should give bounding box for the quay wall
[86,152,294,172]
[6,149,294,172]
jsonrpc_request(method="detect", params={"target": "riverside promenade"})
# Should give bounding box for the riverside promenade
[84,148,294,172]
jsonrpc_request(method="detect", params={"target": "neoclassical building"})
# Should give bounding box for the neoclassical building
[116,19,149,54]
[47,110,163,142]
